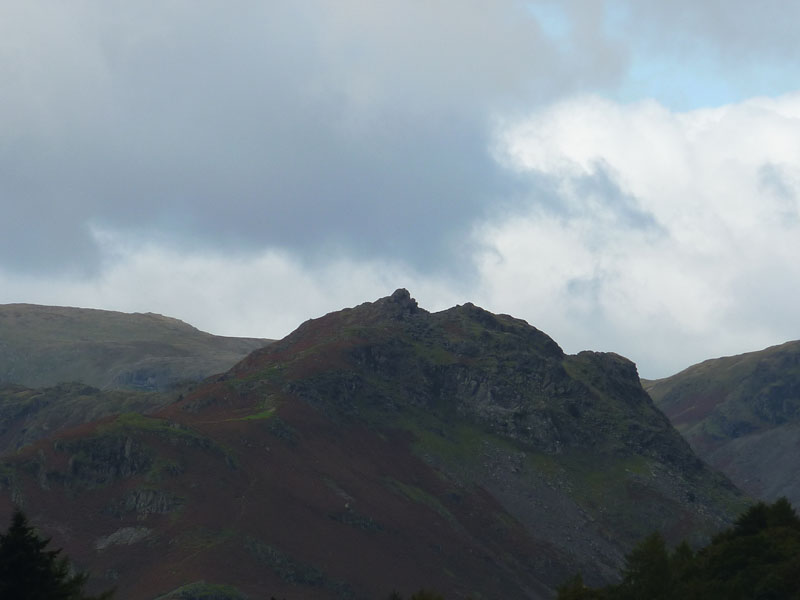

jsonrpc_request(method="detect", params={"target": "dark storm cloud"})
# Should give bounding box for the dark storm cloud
[0,1,627,274]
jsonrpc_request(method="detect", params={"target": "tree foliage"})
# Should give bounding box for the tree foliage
[557,498,800,600]
[387,590,446,600]
[0,509,113,600]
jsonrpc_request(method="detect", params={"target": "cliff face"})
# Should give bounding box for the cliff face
[0,291,745,600]
[645,340,800,506]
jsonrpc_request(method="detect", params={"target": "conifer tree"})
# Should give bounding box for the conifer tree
[0,509,113,600]
[556,497,800,600]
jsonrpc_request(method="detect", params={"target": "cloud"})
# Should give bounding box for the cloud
[0,227,463,341]
[477,93,800,377]
[0,0,631,276]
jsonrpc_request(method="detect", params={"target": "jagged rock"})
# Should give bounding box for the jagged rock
[388,288,419,313]
[106,488,184,519]
[63,435,152,487]
[95,526,152,550]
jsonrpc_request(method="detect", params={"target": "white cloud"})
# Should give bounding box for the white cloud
[0,229,462,341]
[477,92,800,377]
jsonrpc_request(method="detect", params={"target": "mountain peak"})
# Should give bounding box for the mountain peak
[389,287,416,307]
[381,288,420,316]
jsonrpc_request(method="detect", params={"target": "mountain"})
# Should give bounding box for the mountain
[0,304,272,391]
[0,291,745,600]
[645,340,800,507]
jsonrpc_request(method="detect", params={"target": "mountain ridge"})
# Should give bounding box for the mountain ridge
[0,303,272,391]
[0,290,746,599]
[645,339,800,506]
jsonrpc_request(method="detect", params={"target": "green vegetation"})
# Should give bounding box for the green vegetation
[98,412,193,437]
[387,591,445,600]
[154,580,247,600]
[409,340,457,366]
[244,537,354,598]
[647,340,800,436]
[409,420,495,465]
[145,457,185,482]
[228,407,276,421]
[557,498,800,599]
[98,412,235,466]
[44,412,238,489]
[0,508,113,599]
[645,341,800,507]
[245,537,325,586]
[58,431,154,488]
[0,383,167,454]
[172,527,236,552]
[328,507,383,531]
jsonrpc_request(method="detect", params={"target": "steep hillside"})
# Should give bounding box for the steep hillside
[0,304,271,391]
[645,341,800,507]
[0,291,745,600]
[0,382,170,454]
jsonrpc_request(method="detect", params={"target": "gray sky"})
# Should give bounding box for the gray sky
[3,1,800,378]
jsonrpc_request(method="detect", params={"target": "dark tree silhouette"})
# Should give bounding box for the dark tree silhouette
[557,497,800,600]
[385,589,446,600]
[0,508,113,600]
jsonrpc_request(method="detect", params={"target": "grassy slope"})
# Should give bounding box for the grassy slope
[0,304,271,391]
[645,340,800,505]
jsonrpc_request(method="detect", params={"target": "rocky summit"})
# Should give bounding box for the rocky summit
[0,291,745,599]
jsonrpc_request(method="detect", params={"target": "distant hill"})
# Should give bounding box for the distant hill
[0,291,745,600]
[644,340,800,506]
[0,304,272,391]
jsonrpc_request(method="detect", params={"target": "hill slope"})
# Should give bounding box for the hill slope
[0,304,271,391]
[0,382,170,455]
[645,341,800,507]
[0,291,745,599]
